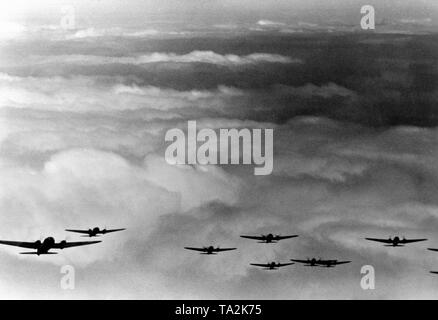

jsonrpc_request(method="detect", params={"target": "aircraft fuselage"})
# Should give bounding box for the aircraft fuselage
[87,227,105,237]
[35,237,65,255]
[263,234,274,243]
[267,262,278,269]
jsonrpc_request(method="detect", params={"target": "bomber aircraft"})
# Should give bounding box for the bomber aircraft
[365,236,427,247]
[291,258,351,268]
[250,262,294,270]
[65,227,125,237]
[184,246,236,255]
[0,237,101,255]
[240,233,298,243]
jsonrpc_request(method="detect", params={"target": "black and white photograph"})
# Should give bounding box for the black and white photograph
[0,0,437,305]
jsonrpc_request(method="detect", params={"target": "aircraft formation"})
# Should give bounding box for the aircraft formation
[185,233,438,272]
[2,228,436,274]
[0,227,125,255]
[185,233,351,271]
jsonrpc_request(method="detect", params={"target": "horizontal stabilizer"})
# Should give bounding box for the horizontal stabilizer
[20,252,57,255]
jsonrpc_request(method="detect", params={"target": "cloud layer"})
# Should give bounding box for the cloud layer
[1,20,438,299]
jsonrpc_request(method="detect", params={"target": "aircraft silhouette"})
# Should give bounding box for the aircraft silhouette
[365,236,427,247]
[66,227,125,237]
[184,246,236,255]
[291,258,351,268]
[240,233,298,243]
[0,237,101,255]
[250,261,294,270]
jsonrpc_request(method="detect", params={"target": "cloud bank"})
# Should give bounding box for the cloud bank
[0,20,438,299]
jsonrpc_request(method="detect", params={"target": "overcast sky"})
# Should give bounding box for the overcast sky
[2,0,438,28]
[0,1,438,299]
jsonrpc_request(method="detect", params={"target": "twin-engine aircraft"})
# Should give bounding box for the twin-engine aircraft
[240,233,298,243]
[250,262,294,270]
[184,246,236,255]
[365,236,427,247]
[291,258,351,268]
[66,227,125,237]
[0,237,100,255]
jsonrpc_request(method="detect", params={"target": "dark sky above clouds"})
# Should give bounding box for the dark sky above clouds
[0,0,438,299]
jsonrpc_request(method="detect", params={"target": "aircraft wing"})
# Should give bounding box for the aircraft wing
[250,263,269,267]
[214,248,236,252]
[332,261,351,265]
[315,260,334,265]
[275,235,298,240]
[54,240,101,249]
[278,262,294,267]
[184,247,207,252]
[65,229,90,234]
[291,259,310,264]
[316,260,350,266]
[365,238,393,244]
[401,238,427,243]
[0,240,38,249]
[104,228,126,233]
[240,235,264,240]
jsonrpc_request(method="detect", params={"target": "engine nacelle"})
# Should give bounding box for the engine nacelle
[59,240,67,249]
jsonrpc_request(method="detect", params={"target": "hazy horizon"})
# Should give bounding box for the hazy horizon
[1,0,438,299]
